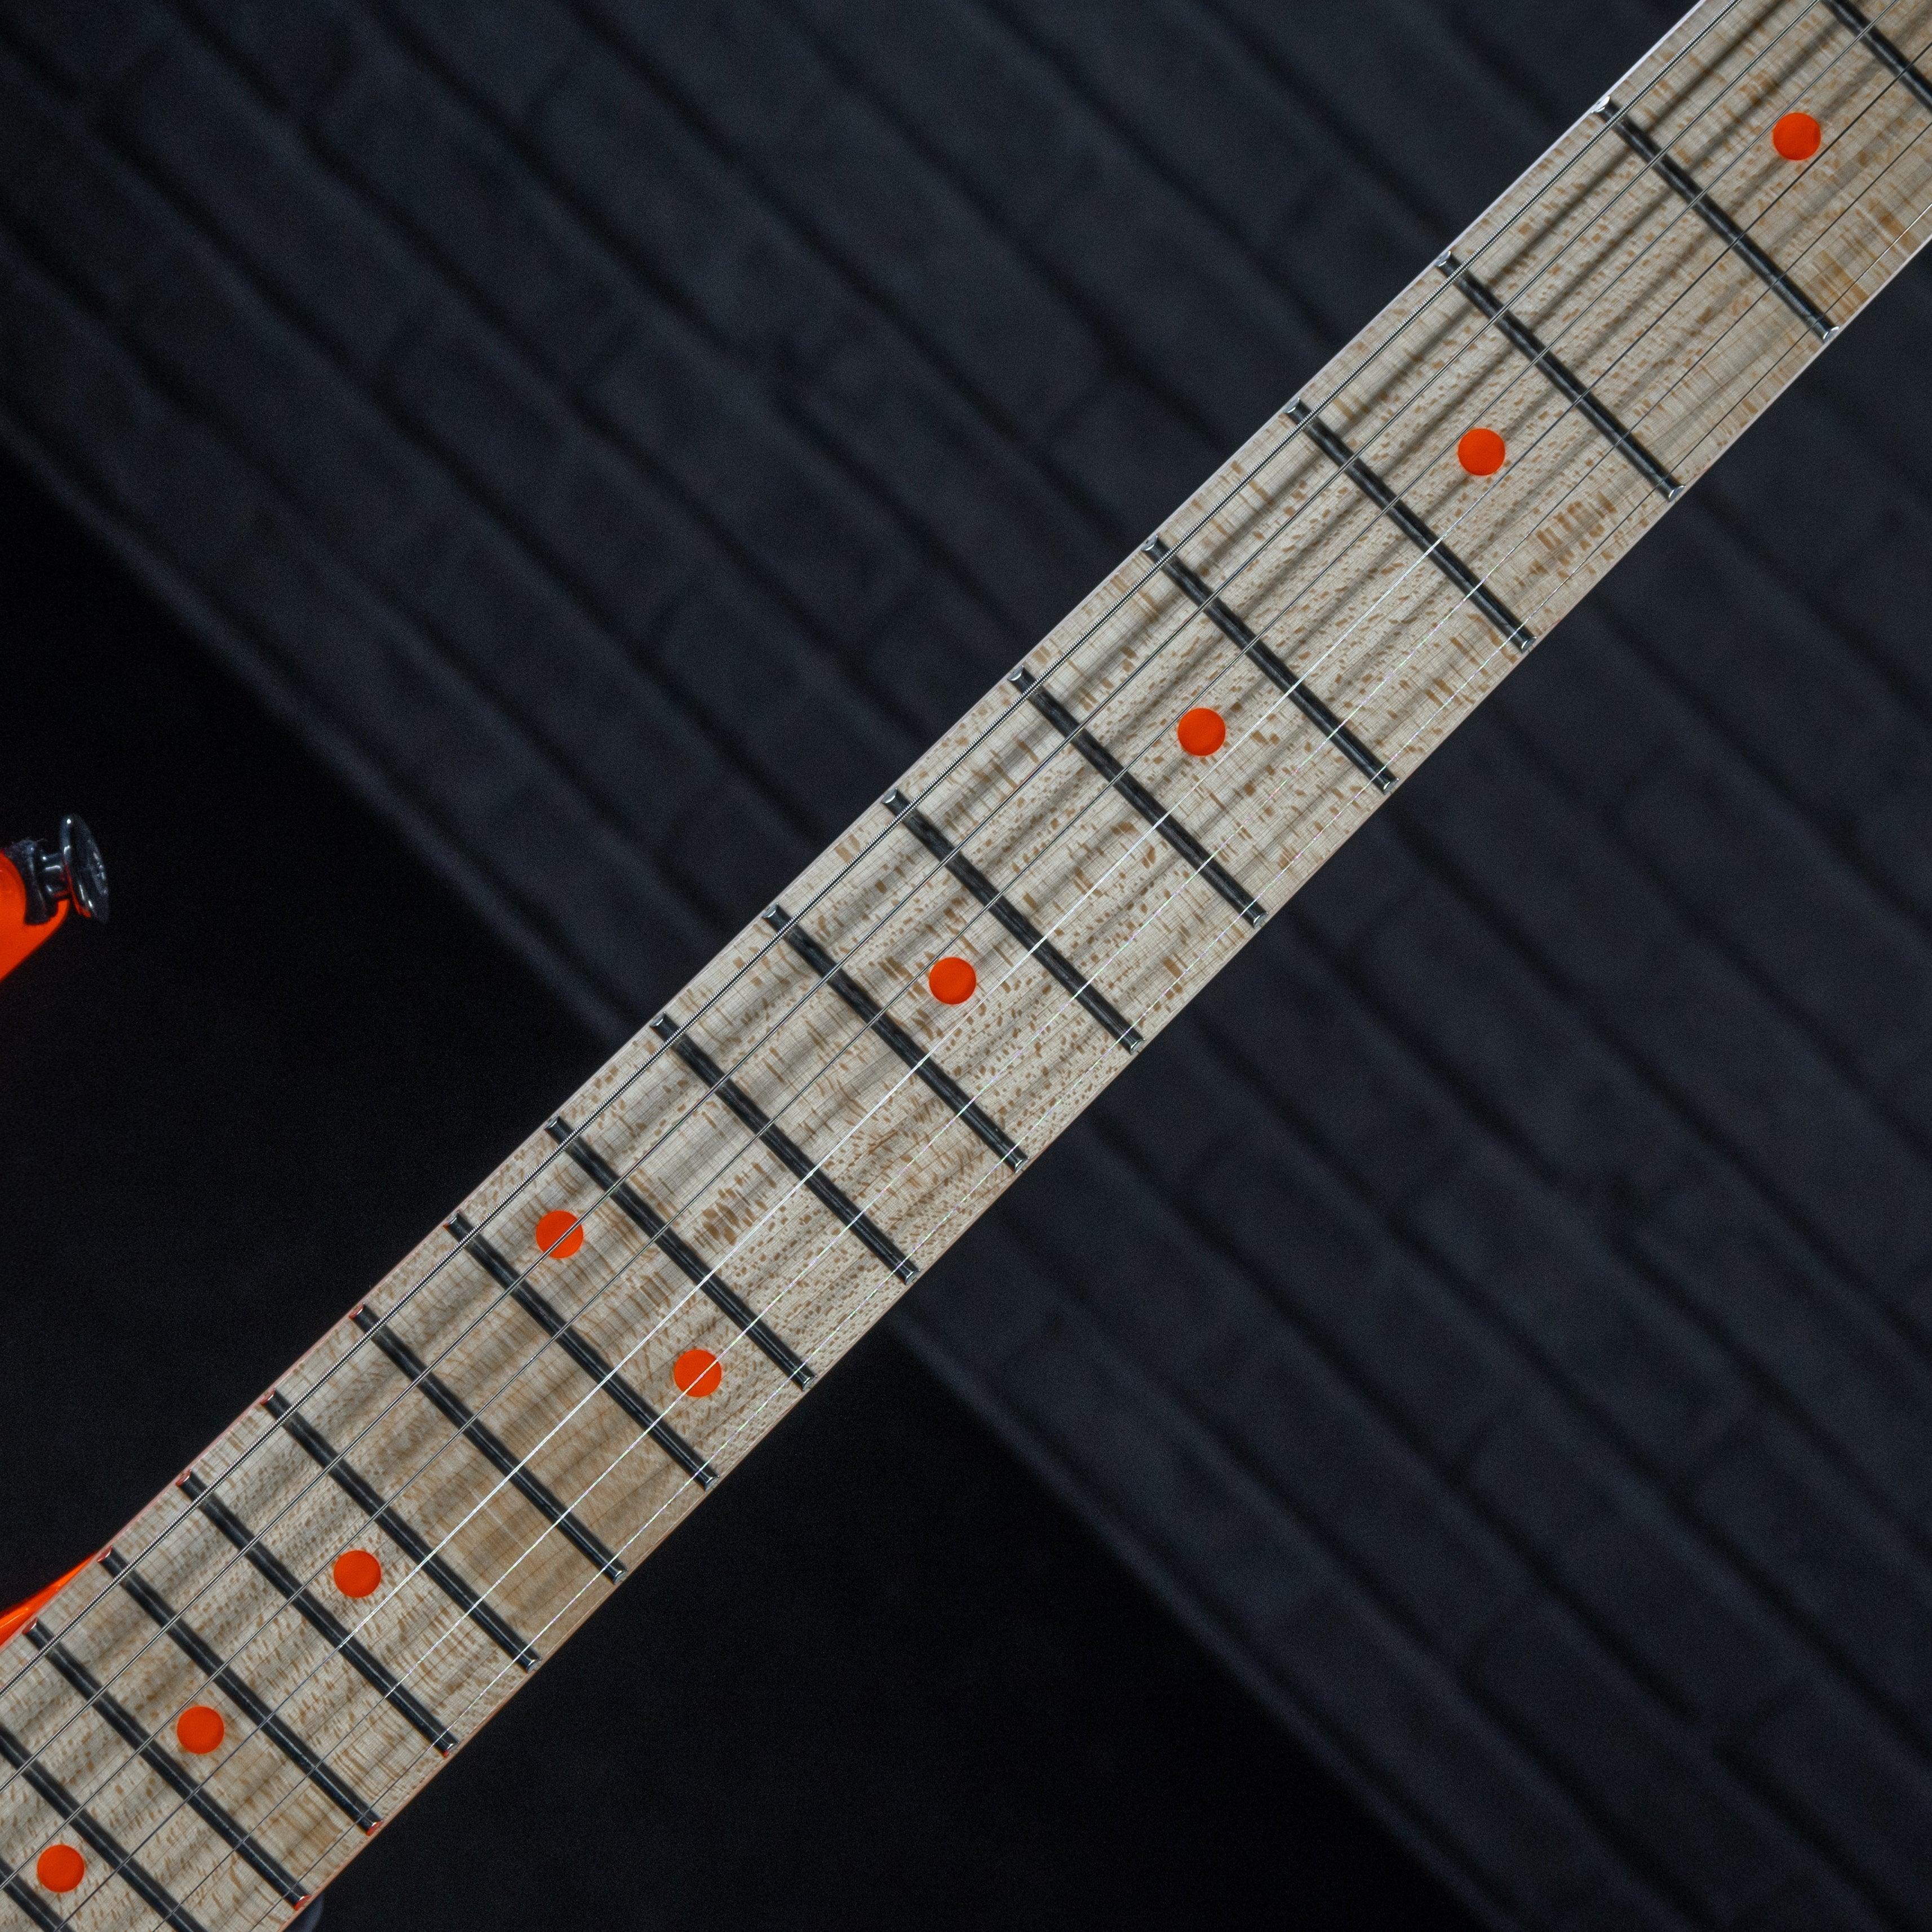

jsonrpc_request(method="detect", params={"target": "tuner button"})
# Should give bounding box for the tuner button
[59,817,109,923]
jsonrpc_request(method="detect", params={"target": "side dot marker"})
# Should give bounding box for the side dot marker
[1176,707,1226,756]
[534,1210,584,1260]
[176,1705,226,1755]
[333,1550,383,1599]
[1773,111,1821,160]
[673,1349,723,1399]
[928,956,977,1005]
[1457,427,1506,476]
[36,1846,84,1894]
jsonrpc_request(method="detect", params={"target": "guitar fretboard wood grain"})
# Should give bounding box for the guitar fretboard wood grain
[5,3,1930,1925]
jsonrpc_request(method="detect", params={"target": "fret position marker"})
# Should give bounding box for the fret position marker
[264,1394,540,1672]
[929,956,977,1004]
[1011,668,1264,928]
[767,909,1026,1171]
[25,1625,308,1906]
[334,1550,383,1599]
[35,1848,82,1894]
[180,1472,461,1752]
[175,1706,225,1756]
[883,790,1144,1051]
[1435,253,1682,499]
[673,1349,724,1398]
[448,1214,714,1487]
[1,1717,209,1930]
[1457,427,1506,476]
[535,1209,584,1260]
[1600,101,1836,341]
[1177,708,1226,757]
[103,1547,384,1829]
[1145,537,1398,788]
[1773,110,1822,159]
[1288,402,1539,649]
[548,1116,817,1388]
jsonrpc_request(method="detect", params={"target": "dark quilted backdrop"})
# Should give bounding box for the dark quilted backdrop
[4,0,1932,1925]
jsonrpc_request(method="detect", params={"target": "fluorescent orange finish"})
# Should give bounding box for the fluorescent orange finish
[928,956,977,1005]
[176,1705,227,1755]
[534,1210,585,1259]
[1774,110,1822,159]
[0,1556,95,1651]
[673,1348,724,1398]
[1457,426,1508,476]
[1176,707,1227,756]
[333,1550,383,1599]
[0,851,66,986]
[36,1846,85,1893]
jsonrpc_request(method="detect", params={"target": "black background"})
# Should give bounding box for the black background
[0,447,1467,1927]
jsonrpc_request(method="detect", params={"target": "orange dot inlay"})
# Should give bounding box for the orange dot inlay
[928,955,977,1005]
[1773,110,1822,161]
[176,1705,225,1756]
[1176,707,1227,757]
[534,1209,585,1260]
[1457,427,1507,477]
[333,1549,383,1599]
[37,1846,85,1894]
[673,1348,724,1399]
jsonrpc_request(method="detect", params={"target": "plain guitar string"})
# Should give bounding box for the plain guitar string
[167,162,1898,1926]
[0,0,1901,1878]
[38,136,1932,1932]
[32,103,1924,1927]
[0,0,1908,1878]
[7,0,1924,1901]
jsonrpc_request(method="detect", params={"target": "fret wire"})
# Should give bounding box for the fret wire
[0,1853,65,1932]
[23,1625,308,1907]
[0,30,1885,1862]
[3,0,1916,1870]
[3,3,1885,1808]
[110,170,1916,1902]
[48,256,1885,1916]
[601,0,1868,1243]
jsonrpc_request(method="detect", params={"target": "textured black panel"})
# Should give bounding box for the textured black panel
[2,0,1931,1925]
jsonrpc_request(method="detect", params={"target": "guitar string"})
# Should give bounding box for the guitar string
[166,164,1902,1928]
[0,0,1901,1870]
[0,3,1901,1854]
[0,0,1908,1878]
[41,117,1916,1916]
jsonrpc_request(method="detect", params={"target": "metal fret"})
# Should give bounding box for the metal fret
[349,1308,626,1584]
[101,1549,382,1833]
[446,1215,716,1490]
[1142,537,1398,791]
[882,789,1144,1051]
[0,1720,209,1932]
[21,5,1932,1915]
[765,905,1027,1170]
[177,1474,460,1754]
[24,1627,307,1906]
[1288,401,1539,650]
[652,1015,920,1283]
[263,1395,542,1671]
[1009,669,1266,928]
[1824,0,1932,115]
[0,1852,65,1932]
[1601,101,1838,341]
[1435,252,1683,499]
[546,1117,816,1389]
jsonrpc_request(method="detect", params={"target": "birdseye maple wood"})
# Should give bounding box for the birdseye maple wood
[5,3,1930,1926]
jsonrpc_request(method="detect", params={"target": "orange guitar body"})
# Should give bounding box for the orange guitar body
[0,847,68,984]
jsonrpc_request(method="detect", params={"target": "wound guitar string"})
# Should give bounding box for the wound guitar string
[0,0,1908,1878]
[3,0,1932,1908]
